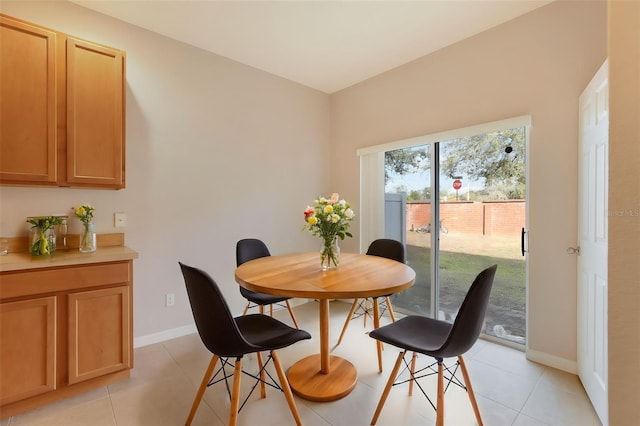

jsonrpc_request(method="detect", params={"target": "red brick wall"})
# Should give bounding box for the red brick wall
[483,201,525,236]
[405,200,524,236]
[406,202,431,232]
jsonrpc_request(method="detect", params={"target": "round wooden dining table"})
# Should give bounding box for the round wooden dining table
[235,251,415,402]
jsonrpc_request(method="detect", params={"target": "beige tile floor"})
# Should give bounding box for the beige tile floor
[2,301,601,426]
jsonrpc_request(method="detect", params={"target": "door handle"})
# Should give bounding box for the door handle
[566,246,581,255]
[521,227,526,256]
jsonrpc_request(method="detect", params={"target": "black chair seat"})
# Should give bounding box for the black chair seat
[369,315,453,356]
[235,314,310,351]
[240,287,290,305]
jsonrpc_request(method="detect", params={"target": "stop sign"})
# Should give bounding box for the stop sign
[453,179,462,190]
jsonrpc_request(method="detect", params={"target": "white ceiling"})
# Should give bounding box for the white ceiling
[71,0,553,94]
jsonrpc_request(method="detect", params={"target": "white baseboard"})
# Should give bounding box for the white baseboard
[526,347,577,374]
[133,299,310,349]
[134,324,197,348]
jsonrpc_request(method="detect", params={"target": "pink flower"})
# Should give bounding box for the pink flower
[304,206,315,219]
[329,193,340,204]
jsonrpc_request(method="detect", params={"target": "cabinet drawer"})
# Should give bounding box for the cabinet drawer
[0,261,131,299]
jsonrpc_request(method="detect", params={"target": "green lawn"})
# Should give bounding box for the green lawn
[392,244,526,340]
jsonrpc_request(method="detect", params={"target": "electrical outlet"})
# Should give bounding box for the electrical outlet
[114,212,127,227]
[165,293,175,307]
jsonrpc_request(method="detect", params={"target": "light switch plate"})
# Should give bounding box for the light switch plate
[166,293,175,307]
[114,212,127,227]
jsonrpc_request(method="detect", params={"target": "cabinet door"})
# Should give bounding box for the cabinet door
[66,37,125,188]
[0,16,57,184]
[68,286,131,384]
[0,296,57,405]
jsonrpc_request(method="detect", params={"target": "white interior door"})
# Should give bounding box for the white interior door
[578,59,608,426]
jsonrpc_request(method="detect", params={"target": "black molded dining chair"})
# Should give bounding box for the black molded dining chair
[236,238,300,328]
[369,264,497,426]
[336,238,405,371]
[179,262,311,426]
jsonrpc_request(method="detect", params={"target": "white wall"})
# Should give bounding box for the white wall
[0,1,331,341]
[330,0,607,369]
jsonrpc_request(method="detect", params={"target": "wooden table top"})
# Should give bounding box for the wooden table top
[235,251,415,299]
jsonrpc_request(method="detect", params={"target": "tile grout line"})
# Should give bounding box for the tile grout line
[159,339,229,425]
[511,365,549,425]
[105,385,118,426]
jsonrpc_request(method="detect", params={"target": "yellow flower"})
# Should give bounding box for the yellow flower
[72,204,95,224]
[324,205,333,214]
[40,237,49,255]
[307,216,318,225]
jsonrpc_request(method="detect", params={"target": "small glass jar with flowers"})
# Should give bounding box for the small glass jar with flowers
[73,204,96,253]
[27,216,63,256]
[303,193,355,270]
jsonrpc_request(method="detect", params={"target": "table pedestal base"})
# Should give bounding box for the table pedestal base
[287,354,357,402]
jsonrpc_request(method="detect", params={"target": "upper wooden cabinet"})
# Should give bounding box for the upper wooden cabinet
[0,15,126,189]
[66,37,125,187]
[0,17,57,184]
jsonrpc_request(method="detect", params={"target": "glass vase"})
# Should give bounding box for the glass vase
[320,237,340,270]
[80,222,97,253]
[29,227,56,256]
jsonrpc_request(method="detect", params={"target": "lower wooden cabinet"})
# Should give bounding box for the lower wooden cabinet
[0,296,57,405]
[0,258,134,417]
[68,286,131,384]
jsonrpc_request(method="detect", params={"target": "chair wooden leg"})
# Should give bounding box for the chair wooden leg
[371,350,406,425]
[436,361,444,426]
[458,355,483,426]
[269,303,273,317]
[384,296,397,322]
[228,359,243,426]
[242,302,250,316]
[285,300,300,329]
[337,299,359,346]
[257,351,266,398]
[271,350,303,426]
[408,352,417,396]
[373,299,383,373]
[185,355,219,426]
[363,298,371,327]
[259,305,265,315]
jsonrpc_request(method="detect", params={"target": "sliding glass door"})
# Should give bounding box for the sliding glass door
[384,126,527,345]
